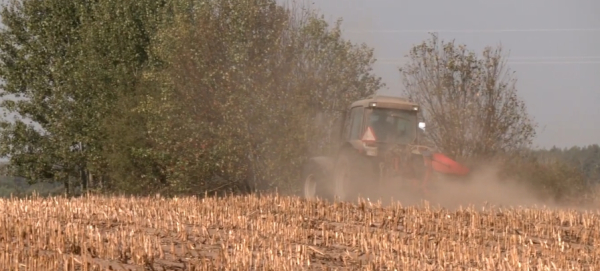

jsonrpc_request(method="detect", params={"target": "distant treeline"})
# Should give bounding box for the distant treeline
[533,144,600,184]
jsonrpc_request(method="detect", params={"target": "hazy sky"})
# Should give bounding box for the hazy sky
[305,0,599,149]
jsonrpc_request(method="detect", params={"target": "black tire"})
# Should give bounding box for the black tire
[303,173,318,200]
[332,149,374,202]
[301,158,333,200]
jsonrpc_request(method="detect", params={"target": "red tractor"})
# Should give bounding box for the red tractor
[302,95,470,202]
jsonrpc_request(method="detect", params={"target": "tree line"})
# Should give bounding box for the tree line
[0,0,594,204]
[0,0,383,196]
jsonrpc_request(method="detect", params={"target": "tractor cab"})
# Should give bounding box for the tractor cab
[365,107,418,145]
[339,95,425,158]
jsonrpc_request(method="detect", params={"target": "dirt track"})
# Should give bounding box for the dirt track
[1,193,600,270]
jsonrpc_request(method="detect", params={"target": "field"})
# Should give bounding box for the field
[1,193,600,270]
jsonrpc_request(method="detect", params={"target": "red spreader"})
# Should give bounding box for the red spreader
[430,153,470,175]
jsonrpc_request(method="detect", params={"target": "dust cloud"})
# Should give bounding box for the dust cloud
[353,162,592,211]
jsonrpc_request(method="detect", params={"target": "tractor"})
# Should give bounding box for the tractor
[302,95,470,202]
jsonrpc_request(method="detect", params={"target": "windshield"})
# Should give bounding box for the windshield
[367,108,417,144]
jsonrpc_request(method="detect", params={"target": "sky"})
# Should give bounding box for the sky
[302,0,600,149]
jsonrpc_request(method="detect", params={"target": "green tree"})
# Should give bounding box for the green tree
[136,0,383,194]
[0,0,382,196]
[399,33,537,160]
[0,0,86,190]
[0,0,166,193]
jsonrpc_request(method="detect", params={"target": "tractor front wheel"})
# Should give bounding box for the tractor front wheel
[303,173,318,200]
[302,158,333,200]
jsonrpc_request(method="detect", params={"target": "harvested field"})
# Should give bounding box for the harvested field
[1,194,600,270]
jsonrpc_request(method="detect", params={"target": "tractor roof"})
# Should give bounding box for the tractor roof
[350,95,420,111]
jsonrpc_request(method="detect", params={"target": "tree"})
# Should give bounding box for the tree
[0,0,382,196]
[0,0,167,193]
[0,0,89,191]
[136,0,383,194]
[399,33,537,160]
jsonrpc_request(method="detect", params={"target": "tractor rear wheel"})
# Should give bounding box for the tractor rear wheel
[332,150,372,202]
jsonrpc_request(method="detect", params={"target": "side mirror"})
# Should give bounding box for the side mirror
[418,122,426,130]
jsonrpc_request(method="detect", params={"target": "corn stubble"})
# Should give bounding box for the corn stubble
[0,194,599,270]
